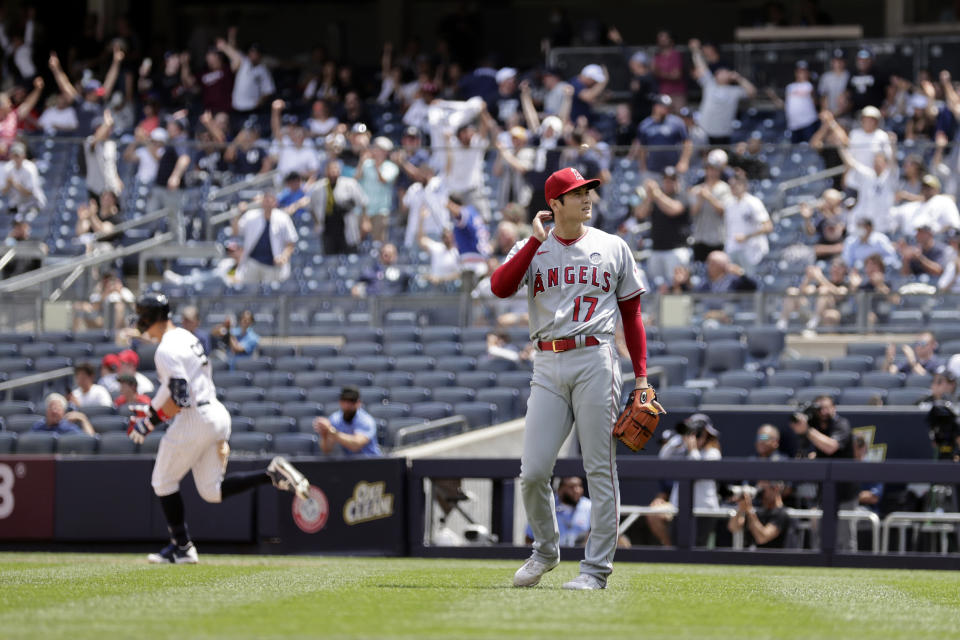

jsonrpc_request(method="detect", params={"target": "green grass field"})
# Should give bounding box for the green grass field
[2,553,960,640]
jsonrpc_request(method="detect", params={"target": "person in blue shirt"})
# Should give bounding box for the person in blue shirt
[212,310,260,369]
[447,194,490,272]
[313,386,382,457]
[31,393,94,435]
[525,477,591,546]
[633,95,692,176]
[277,171,310,221]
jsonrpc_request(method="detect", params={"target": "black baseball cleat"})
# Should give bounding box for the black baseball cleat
[147,541,199,564]
[266,456,310,500]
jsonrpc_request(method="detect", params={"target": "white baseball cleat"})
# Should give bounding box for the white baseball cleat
[148,541,199,564]
[562,574,606,590]
[512,556,559,587]
[267,456,310,500]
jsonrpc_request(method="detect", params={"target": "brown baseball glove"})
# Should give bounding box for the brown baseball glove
[612,387,666,451]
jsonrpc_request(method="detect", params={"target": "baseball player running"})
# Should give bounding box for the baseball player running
[491,167,658,590]
[129,292,310,564]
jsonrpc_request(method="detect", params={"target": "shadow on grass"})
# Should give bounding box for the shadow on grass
[372,583,515,590]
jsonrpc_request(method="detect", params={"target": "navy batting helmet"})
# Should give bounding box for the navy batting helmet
[135,292,170,332]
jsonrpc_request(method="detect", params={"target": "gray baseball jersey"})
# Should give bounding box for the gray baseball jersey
[510,227,644,584]
[150,327,231,503]
[504,227,645,340]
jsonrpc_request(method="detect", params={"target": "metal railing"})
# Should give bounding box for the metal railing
[0,366,74,401]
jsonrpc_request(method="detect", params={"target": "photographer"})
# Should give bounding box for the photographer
[728,481,790,549]
[918,366,957,408]
[647,413,722,547]
[926,400,960,462]
[789,395,858,551]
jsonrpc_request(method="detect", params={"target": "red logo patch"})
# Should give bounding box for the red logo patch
[292,485,329,533]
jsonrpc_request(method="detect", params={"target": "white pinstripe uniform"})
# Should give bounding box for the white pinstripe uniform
[506,227,645,582]
[150,327,232,504]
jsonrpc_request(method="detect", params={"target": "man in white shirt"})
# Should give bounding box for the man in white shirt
[0,141,45,215]
[723,172,772,275]
[846,106,892,169]
[841,146,898,234]
[269,99,322,180]
[38,92,78,135]
[231,190,298,283]
[443,105,496,220]
[403,175,450,248]
[689,39,756,145]
[217,37,275,114]
[907,174,960,234]
[69,361,113,408]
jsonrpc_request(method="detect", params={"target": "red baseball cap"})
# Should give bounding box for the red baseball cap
[118,349,139,368]
[544,167,600,204]
[101,353,120,370]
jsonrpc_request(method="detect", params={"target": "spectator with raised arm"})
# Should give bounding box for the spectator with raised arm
[123,126,166,189]
[567,64,608,125]
[442,102,496,220]
[356,136,399,244]
[689,39,755,146]
[222,123,269,176]
[48,47,122,138]
[230,190,297,284]
[839,133,898,234]
[269,99,321,180]
[798,192,846,260]
[0,75,42,158]
[148,115,192,242]
[217,28,275,126]
[0,9,35,82]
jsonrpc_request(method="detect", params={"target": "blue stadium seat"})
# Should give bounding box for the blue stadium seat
[905,373,933,388]
[389,386,432,404]
[828,356,875,373]
[273,433,317,456]
[352,356,395,373]
[839,387,888,406]
[434,356,476,372]
[383,342,423,357]
[5,414,40,432]
[332,371,374,388]
[476,387,521,421]
[373,371,414,388]
[846,343,889,360]
[702,326,744,342]
[314,356,356,371]
[0,357,33,372]
[665,341,705,374]
[381,418,428,448]
[394,356,436,372]
[420,326,461,343]
[56,433,99,455]
[432,387,477,405]
[647,356,689,386]
[0,431,15,453]
[718,370,765,389]
[15,431,57,453]
[341,342,382,357]
[410,401,454,421]
[793,386,842,405]
[702,340,747,375]
[254,371,295,388]
[767,370,812,388]
[239,401,282,417]
[235,357,274,373]
[259,345,296,359]
[423,342,462,357]
[497,371,533,389]
[454,402,498,429]
[300,344,340,358]
[461,327,493,343]
[0,401,34,417]
[274,356,316,372]
[660,327,698,343]
[231,416,256,432]
[99,432,137,454]
[294,371,333,388]
[312,387,346,404]
[813,371,861,389]
[746,387,795,405]
[57,342,94,360]
[461,341,489,358]
[366,402,411,420]
[214,371,253,387]
[656,387,701,409]
[475,357,520,373]
[701,387,749,405]
[223,387,266,404]
[269,387,307,403]
[19,342,56,358]
[886,387,930,405]
[381,326,420,342]
[860,371,905,389]
[229,432,273,455]
[456,371,498,388]
[778,357,825,373]
[91,415,128,433]
[254,416,297,435]
[745,325,786,364]
[356,386,389,403]
[282,402,325,418]
[0,331,34,344]
[34,356,72,371]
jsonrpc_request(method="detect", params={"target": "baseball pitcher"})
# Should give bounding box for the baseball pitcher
[491,167,664,590]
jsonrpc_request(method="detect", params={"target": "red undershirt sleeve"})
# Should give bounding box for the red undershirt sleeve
[617,295,647,379]
[490,237,542,298]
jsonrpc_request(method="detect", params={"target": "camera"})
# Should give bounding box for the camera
[926,400,960,460]
[792,400,821,430]
[727,484,758,501]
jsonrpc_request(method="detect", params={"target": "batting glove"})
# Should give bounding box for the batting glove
[127,405,169,444]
